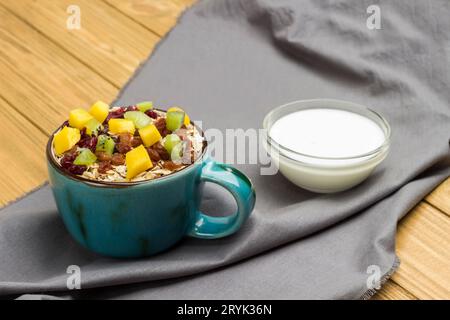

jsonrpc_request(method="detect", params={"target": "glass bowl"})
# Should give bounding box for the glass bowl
[263,99,391,193]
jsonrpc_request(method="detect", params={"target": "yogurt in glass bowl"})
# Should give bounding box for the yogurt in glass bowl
[263,99,391,193]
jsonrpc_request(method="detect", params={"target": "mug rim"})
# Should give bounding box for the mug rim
[46,109,208,188]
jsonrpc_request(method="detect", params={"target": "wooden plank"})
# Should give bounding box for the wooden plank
[1,0,160,88]
[391,202,450,299]
[0,4,118,135]
[372,280,417,300]
[0,97,48,206]
[104,0,196,37]
[0,4,119,205]
[426,177,450,217]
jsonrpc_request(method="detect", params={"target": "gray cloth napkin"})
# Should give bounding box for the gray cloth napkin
[1,0,449,299]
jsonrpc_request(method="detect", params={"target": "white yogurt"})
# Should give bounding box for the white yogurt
[269,108,385,163]
[263,100,390,193]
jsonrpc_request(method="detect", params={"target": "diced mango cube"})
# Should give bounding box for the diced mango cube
[108,118,135,135]
[125,145,153,180]
[53,126,80,156]
[168,107,190,125]
[139,124,162,147]
[89,101,110,123]
[69,108,94,130]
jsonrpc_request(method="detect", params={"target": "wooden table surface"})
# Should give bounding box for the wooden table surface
[0,0,448,300]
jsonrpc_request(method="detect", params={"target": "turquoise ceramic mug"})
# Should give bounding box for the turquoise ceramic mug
[46,125,255,258]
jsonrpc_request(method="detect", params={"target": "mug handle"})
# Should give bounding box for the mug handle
[188,158,256,239]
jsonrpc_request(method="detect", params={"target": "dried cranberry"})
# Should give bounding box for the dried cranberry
[79,128,88,139]
[145,110,158,119]
[154,117,165,131]
[163,128,171,137]
[116,143,132,154]
[60,153,77,169]
[91,136,98,149]
[162,161,183,171]
[154,117,170,136]
[152,142,170,160]
[67,164,87,175]
[126,105,138,111]
[113,107,126,115]
[77,136,98,153]
[105,107,126,123]
[60,151,86,175]
[95,151,112,162]
[98,161,112,174]
[146,148,161,162]
[118,133,133,144]
[131,136,143,147]
[115,133,133,154]
[111,153,125,165]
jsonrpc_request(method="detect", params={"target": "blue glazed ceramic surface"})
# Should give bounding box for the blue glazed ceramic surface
[47,137,255,258]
